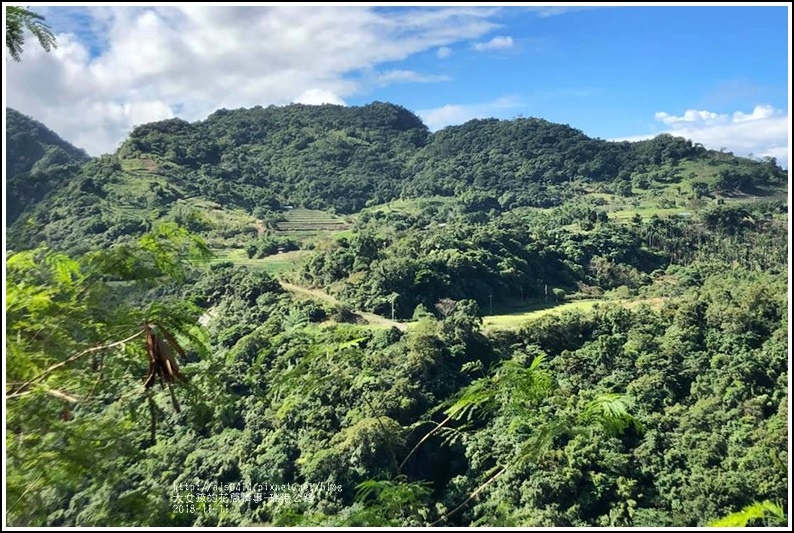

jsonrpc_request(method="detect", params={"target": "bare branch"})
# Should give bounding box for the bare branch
[398,414,453,472]
[7,388,80,402]
[430,464,508,526]
[8,328,145,399]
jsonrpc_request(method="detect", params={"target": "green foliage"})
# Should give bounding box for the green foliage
[5,108,89,177]
[193,261,282,307]
[4,103,789,528]
[8,242,789,526]
[302,198,786,320]
[8,102,785,256]
[6,6,56,61]
[347,477,433,526]
[708,501,786,527]
[580,393,643,436]
[5,225,217,526]
[5,108,90,226]
[121,102,427,214]
[245,235,299,259]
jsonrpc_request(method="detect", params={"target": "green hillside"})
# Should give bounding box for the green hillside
[6,103,789,528]
[5,108,91,226]
[6,102,786,256]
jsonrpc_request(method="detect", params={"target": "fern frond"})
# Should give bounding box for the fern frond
[581,393,643,436]
[708,500,786,527]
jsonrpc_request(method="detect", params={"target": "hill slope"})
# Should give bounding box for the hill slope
[6,102,787,253]
[6,108,91,226]
[5,103,789,528]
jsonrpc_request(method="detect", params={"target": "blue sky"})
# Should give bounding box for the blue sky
[5,5,790,165]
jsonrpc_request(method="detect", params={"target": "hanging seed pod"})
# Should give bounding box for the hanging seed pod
[142,323,188,412]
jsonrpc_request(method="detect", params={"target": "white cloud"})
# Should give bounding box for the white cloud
[732,106,776,122]
[437,46,453,59]
[293,89,346,106]
[473,35,514,51]
[654,109,720,125]
[529,6,596,18]
[418,96,523,131]
[6,6,500,155]
[616,105,789,168]
[376,70,450,85]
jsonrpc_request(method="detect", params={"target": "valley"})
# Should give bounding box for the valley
[5,102,789,528]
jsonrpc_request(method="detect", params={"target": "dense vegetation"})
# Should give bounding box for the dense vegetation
[6,108,89,226]
[297,200,787,319]
[5,103,789,527]
[6,102,785,254]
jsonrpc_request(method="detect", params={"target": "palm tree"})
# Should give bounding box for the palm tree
[6,6,57,61]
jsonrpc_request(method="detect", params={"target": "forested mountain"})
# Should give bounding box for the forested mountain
[6,102,786,253]
[5,103,789,527]
[6,108,89,177]
[6,108,90,226]
[119,102,429,213]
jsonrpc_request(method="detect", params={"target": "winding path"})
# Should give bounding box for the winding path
[279,282,408,331]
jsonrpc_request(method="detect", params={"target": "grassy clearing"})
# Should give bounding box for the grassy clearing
[483,296,668,331]
[280,282,409,331]
[609,206,691,220]
[483,299,607,330]
[674,159,733,186]
[211,248,310,274]
[182,197,222,210]
[331,229,356,240]
[573,157,788,222]
[358,311,409,331]
[280,281,340,305]
[119,158,155,172]
[204,207,258,229]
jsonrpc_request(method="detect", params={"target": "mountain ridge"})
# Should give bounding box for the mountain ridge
[6,108,91,227]
[6,101,786,253]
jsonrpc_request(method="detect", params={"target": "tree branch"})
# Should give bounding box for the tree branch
[8,328,145,398]
[430,464,508,526]
[361,388,400,475]
[7,388,80,402]
[398,414,452,473]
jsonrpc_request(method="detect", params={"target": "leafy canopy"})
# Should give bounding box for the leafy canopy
[6,6,57,61]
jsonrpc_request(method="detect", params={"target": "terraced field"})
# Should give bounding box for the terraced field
[207,208,352,273]
[276,208,350,235]
[212,248,310,275]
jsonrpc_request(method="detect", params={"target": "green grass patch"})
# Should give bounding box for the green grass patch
[609,206,690,220]
[483,299,607,330]
[211,248,310,274]
[483,296,669,331]
[120,159,144,172]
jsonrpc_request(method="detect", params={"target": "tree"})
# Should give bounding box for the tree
[691,181,709,198]
[615,181,633,197]
[551,287,566,303]
[5,224,211,525]
[6,6,57,61]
